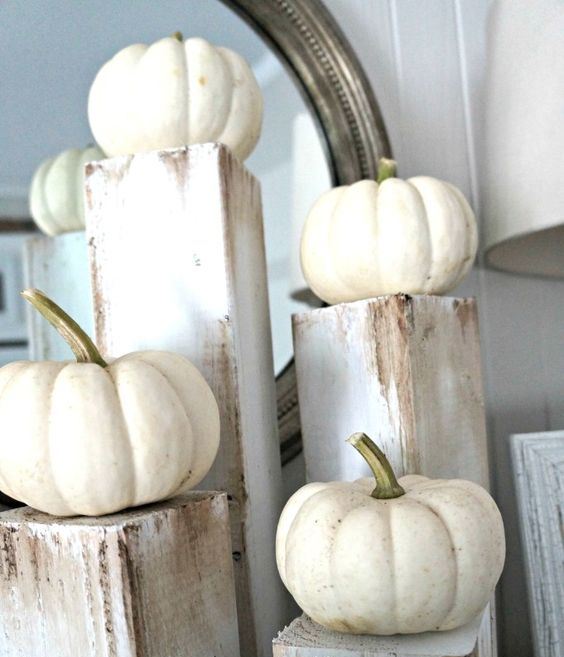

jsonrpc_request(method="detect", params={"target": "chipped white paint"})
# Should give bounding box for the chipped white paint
[511,431,564,657]
[0,493,240,657]
[273,611,487,657]
[84,143,288,657]
[292,294,495,657]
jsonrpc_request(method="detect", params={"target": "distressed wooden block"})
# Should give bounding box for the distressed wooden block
[292,295,489,486]
[0,493,239,657]
[273,613,487,657]
[292,294,496,657]
[23,231,93,361]
[84,143,287,657]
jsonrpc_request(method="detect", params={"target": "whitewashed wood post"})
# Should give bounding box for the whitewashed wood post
[23,232,93,360]
[273,612,488,657]
[85,143,287,657]
[293,295,489,484]
[0,493,240,657]
[292,294,496,657]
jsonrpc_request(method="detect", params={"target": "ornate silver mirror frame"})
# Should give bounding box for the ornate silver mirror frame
[220,0,390,463]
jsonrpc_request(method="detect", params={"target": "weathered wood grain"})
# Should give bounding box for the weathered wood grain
[23,231,93,361]
[273,612,487,657]
[511,431,564,657]
[0,493,240,657]
[84,143,288,657]
[292,294,489,486]
[292,294,495,657]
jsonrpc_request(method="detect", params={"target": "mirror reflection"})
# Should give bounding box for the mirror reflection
[0,0,330,373]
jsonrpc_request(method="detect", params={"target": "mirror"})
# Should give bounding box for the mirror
[0,0,388,462]
[0,0,329,371]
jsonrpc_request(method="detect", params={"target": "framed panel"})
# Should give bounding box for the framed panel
[511,431,564,657]
[0,233,29,342]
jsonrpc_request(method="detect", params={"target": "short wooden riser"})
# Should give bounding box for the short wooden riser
[0,493,240,657]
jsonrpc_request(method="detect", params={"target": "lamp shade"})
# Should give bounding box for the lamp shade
[483,0,564,276]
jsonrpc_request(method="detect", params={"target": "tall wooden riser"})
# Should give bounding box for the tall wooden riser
[293,294,489,486]
[82,143,289,657]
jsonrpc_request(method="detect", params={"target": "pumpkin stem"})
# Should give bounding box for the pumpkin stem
[171,31,184,42]
[347,432,405,499]
[376,157,397,184]
[21,288,108,368]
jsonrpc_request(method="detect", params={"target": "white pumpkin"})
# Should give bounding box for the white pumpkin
[29,145,105,236]
[0,289,220,517]
[88,34,263,162]
[276,433,505,635]
[300,159,478,304]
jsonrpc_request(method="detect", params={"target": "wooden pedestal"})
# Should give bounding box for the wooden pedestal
[273,613,487,657]
[84,143,287,657]
[293,294,489,485]
[292,294,496,657]
[0,493,239,657]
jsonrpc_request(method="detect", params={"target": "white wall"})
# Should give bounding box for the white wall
[323,1,564,655]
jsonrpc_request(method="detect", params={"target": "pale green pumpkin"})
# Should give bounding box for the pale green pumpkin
[29,145,105,236]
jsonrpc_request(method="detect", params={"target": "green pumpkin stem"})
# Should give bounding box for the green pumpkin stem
[347,432,405,499]
[171,31,184,42]
[21,288,108,368]
[376,157,397,184]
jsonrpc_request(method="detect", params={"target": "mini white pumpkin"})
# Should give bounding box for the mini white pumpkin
[0,289,220,517]
[276,433,505,635]
[29,145,105,236]
[300,159,478,304]
[88,33,263,162]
